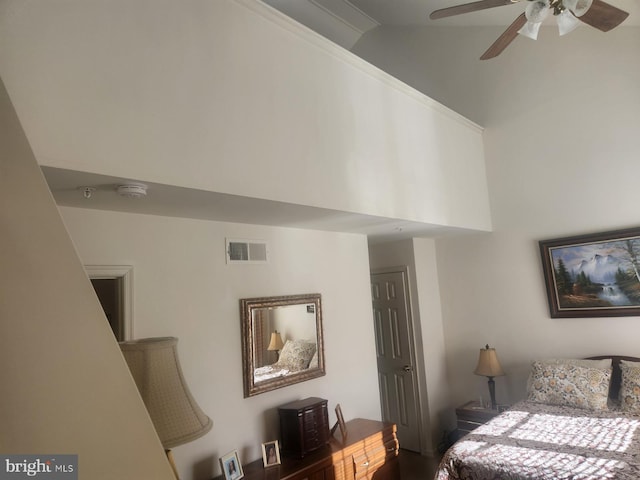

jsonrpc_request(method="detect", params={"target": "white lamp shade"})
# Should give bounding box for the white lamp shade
[474,346,505,377]
[556,9,581,35]
[525,0,550,23]
[518,21,543,40]
[120,337,213,449]
[563,0,593,17]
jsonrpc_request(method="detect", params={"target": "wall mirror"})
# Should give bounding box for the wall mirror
[240,293,325,397]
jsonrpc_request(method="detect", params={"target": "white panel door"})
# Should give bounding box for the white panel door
[371,270,421,452]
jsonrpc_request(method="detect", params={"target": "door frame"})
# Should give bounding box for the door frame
[371,265,429,455]
[85,265,134,341]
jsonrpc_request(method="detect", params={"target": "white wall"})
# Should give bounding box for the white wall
[412,238,451,439]
[0,79,175,479]
[0,0,492,470]
[355,25,640,422]
[0,0,491,233]
[273,305,317,342]
[58,206,380,479]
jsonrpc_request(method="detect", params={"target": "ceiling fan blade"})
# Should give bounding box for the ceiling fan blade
[578,0,628,32]
[480,12,527,60]
[430,0,520,20]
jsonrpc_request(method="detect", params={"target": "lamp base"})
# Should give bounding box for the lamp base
[487,376,497,410]
[166,449,179,480]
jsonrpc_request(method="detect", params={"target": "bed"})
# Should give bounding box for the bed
[436,356,640,480]
[253,339,317,383]
[254,364,290,382]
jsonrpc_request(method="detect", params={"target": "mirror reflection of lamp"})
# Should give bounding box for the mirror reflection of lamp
[267,331,285,360]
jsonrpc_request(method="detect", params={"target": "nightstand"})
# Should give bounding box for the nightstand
[455,401,501,435]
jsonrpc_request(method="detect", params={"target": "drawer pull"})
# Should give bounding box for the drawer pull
[361,461,370,467]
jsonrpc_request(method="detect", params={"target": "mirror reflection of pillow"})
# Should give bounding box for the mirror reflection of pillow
[278,340,317,372]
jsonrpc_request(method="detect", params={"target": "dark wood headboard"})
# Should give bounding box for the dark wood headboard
[586,355,640,400]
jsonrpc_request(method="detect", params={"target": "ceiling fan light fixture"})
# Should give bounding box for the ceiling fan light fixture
[556,9,581,35]
[562,0,593,17]
[525,0,550,23]
[430,0,628,59]
[518,20,543,40]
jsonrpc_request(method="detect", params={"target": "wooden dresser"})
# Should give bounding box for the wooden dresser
[333,419,398,480]
[211,418,399,480]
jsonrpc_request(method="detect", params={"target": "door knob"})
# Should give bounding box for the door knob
[403,365,413,372]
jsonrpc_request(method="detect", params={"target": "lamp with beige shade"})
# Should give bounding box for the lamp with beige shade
[267,331,284,360]
[120,337,213,479]
[474,344,505,410]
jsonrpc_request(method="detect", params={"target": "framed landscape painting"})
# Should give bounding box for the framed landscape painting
[540,227,640,318]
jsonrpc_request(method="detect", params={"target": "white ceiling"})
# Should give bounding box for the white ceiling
[348,0,526,26]
[260,0,638,51]
[338,0,638,27]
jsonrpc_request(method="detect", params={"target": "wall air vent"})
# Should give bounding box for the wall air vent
[226,238,269,264]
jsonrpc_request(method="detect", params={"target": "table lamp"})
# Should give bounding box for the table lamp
[120,337,213,479]
[473,344,505,410]
[267,331,284,360]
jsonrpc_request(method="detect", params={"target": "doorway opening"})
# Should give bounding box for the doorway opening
[85,265,133,341]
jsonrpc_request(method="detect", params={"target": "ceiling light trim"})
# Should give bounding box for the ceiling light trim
[117,183,148,199]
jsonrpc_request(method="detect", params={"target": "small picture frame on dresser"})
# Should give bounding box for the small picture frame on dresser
[220,450,244,480]
[261,440,281,467]
[330,403,347,441]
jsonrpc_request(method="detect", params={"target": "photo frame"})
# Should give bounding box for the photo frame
[261,440,281,467]
[220,450,244,480]
[540,227,640,318]
[330,404,347,440]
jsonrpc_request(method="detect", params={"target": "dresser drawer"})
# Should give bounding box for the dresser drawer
[304,432,326,451]
[352,436,397,468]
[457,419,484,432]
[354,456,399,480]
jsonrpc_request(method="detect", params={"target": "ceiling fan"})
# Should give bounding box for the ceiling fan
[430,0,629,59]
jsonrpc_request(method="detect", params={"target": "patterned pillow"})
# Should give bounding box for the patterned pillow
[619,360,640,413]
[527,362,611,411]
[536,358,612,369]
[526,358,612,393]
[277,340,317,372]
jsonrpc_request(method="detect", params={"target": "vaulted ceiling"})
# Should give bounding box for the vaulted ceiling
[264,0,638,49]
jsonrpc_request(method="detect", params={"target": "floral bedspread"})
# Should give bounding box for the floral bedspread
[253,364,289,382]
[436,401,640,480]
